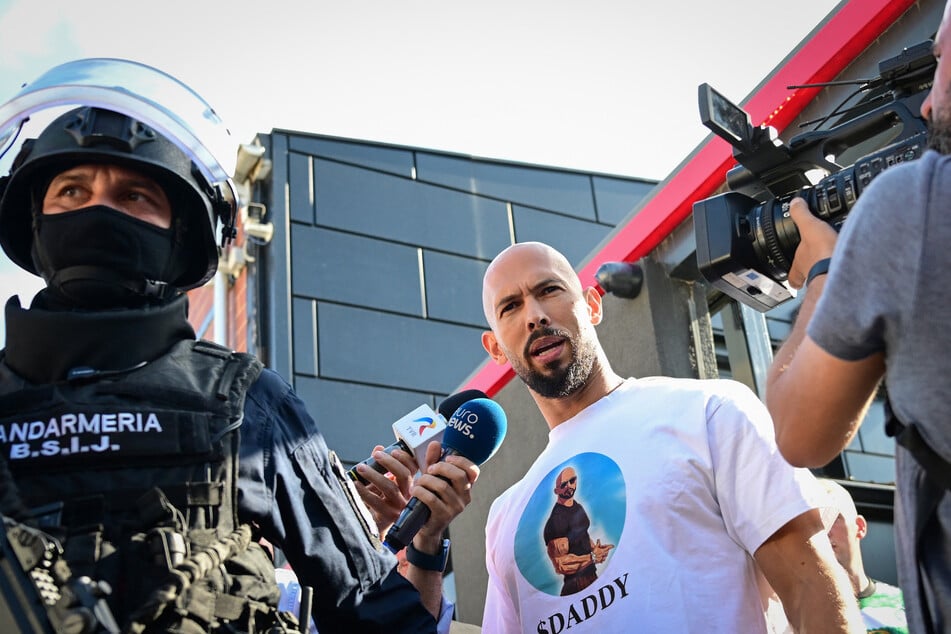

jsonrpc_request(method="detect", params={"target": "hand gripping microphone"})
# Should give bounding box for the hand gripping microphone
[383,397,507,553]
[346,389,487,485]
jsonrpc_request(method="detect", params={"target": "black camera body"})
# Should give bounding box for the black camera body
[693,40,935,312]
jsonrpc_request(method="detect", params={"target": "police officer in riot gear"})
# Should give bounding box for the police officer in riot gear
[0,107,223,308]
[0,77,478,631]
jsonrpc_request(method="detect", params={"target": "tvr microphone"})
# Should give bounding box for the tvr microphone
[383,397,507,553]
[346,389,487,485]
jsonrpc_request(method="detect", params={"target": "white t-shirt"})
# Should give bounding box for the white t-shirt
[483,377,823,633]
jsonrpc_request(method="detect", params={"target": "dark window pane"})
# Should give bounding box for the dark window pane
[292,297,317,376]
[290,136,415,177]
[314,160,511,259]
[423,251,490,327]
[592,175,656,225]
[291,225,423,316]
[317,303,487,393]
[417,153,597,220]
[512,205,611,267]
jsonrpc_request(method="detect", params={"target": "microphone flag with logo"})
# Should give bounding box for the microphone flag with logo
[346,389,487,485]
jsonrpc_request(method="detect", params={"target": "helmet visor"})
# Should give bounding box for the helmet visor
[0,58,238,210]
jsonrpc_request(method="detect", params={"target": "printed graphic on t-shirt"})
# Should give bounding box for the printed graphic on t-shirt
[514,452,625,596]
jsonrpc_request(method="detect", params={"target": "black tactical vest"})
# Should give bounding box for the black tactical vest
[0,338,297,633]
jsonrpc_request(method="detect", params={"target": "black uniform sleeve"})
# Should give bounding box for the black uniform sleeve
[237,369,436,633]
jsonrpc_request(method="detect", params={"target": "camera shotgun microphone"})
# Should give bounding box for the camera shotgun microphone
[346,389,487,485]
[383,397,507,554]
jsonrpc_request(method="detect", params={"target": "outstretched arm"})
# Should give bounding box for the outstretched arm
[765,198,884,467]
[401,441,479,619]
[239,372,437,631]
[754,509,864,632]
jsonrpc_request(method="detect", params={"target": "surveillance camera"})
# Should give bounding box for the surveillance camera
[234,143,267,184]
[595,261,643,299]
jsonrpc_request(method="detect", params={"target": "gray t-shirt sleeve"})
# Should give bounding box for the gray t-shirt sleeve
[806,152,933,360]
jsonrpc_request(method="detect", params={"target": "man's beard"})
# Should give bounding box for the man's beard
[510,327,597,398]
[927,87,951,154]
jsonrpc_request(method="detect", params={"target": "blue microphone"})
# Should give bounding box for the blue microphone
[383,397,507,553]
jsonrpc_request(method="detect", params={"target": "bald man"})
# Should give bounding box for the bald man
[479,242,863,633]
[821,480,908,633]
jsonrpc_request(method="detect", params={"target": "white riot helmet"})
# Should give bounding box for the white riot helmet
[0,58,240,293]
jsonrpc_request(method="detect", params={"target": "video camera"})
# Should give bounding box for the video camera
[693,40,935,312]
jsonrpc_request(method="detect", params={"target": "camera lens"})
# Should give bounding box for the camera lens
[749,195,802,281]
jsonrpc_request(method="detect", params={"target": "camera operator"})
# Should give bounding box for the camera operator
[0,61,477,633]
[765,4,951,632]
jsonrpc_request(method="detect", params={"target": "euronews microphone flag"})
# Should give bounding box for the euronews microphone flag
[383,397,507,553]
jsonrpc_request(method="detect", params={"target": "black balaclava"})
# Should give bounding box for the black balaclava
[31,201,185,310]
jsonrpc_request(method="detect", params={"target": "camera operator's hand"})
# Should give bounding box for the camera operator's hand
[787,197,838,289]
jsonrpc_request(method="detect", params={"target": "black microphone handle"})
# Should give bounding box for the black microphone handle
[382,448,460,553]
[383,496,431,553]
[346,438,411,485]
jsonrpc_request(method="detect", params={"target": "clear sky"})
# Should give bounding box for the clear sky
[0,0,843,335]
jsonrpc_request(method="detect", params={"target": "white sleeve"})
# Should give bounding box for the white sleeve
[706,381,820,553]
[482,505,521,633]
[482,558,520,633]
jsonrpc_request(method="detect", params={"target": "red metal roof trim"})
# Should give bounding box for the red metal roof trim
[465,0,917,397]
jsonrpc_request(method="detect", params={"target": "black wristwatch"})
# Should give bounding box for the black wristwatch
[405,538,451,572]
[806,258,831,285]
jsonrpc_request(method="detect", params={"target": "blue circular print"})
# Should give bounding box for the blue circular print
[514,452,626,595]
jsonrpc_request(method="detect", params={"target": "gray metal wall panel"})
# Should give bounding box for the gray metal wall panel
[316,302,487,394]
[511,205,613,267]
[288,136,415,177]
[422,251,490,327]
[293,376,437,464]
[416,152,598,220]
[289,152,314,224]
[313,159,511,259]
[291,225,423,316]
[592,175,657,225]
[292,297,318,376]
